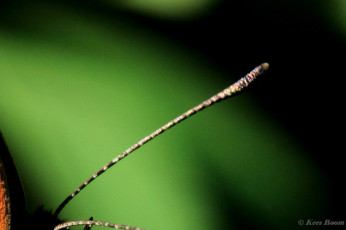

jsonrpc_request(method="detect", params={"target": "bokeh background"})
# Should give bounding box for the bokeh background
[0,0,344,229]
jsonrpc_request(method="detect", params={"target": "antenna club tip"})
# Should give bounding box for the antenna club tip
[261,62,269,70]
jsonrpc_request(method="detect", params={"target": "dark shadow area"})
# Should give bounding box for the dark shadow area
[193,148,344,230]
[194,153,276,230]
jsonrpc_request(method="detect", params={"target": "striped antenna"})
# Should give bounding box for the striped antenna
[54,220,147,230]
[54,63,269,218]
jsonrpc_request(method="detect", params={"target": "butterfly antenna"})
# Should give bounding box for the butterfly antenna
[54,220,148,230]
[83,217,93,230]
[54,63,269,217]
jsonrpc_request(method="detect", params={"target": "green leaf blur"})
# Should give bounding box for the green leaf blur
[0,1,337,229]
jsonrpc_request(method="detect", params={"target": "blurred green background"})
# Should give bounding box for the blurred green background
[0,0,344,229]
